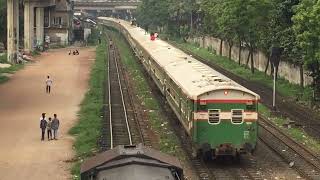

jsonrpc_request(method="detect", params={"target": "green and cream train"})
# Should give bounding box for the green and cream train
[99,17,260,159]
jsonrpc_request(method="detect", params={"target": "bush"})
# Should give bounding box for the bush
[0,53,7,63]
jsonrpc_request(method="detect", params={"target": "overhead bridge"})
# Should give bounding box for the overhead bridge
[74,0,141,11]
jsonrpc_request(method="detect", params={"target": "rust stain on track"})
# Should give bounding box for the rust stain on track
[0,47,95,180]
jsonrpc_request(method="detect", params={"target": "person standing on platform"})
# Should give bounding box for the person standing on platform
[45,76,53,94]
[40,114,47,141]
[52,114,60,140]
[150,32,155,41]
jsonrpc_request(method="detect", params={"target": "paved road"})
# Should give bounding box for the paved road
[0,47,95,179]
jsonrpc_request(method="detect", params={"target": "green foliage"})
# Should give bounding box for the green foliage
[136,0,169,29]
[136,0,199,37]
[0,63,24,84]
[292,0,320,90]
[0,0,7,49]
[87,27,101,46]
[69,40,107,180]
[0,53,7,63]
[31,50,41,56]
[50,44,67,49]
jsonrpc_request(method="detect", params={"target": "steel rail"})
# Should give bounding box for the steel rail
[114,49,133,146]
[259,116,320,179]
[108,45,133,149]
[108,46,113,149]
[260,116,320,167]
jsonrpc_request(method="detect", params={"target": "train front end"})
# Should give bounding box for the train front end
[192,87,260,159]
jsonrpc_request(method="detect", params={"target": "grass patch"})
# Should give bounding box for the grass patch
[69,38,107,180]
[0,53,7,63]
[0,63,24,84]
[259,104,320,153]
[172,41,313,103]
[87,27,102,46]
[50,44,67,49]
[0,75,9,83]
[31,50,41,56]
[107,29,186,160]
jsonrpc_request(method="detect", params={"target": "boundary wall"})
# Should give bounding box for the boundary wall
[188,36,312,86]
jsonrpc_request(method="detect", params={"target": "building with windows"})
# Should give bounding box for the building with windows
[44,0,74,45]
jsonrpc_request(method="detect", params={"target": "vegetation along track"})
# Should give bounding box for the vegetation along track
[101,38,150,151]
[259,116,320,179]
[169,41,320,139]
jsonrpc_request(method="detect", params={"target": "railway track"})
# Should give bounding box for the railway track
[101,38,150,151]
[107,43,132,148]
[205,157,264,180]
[259,116,320,179]
[102,32,212,179]
[168,41,320,140]
[113,43,153,147]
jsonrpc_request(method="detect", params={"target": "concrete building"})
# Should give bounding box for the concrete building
[45,0,74,46]
[7,0,74,63]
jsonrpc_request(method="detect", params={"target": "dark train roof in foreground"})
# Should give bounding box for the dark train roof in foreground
[80,144,183,179]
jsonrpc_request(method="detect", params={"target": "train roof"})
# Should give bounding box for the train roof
[81,144,183,179]
[99,17,260,100]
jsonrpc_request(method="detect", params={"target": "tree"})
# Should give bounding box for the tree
[293,0,320,92]
[136,0,201,39]
[0,0,7,50]
[136,0,170,31]
[258,0,301,78]
[202,0,272,73]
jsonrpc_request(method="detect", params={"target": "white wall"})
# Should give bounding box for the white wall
[188,36,312,86]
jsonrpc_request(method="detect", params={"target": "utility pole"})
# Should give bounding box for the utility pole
[270,46,282,111]
[273,65,276,110]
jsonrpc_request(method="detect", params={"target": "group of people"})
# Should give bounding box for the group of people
[68,50,80,56]
[41,75,60,141]
[40,113,60,141]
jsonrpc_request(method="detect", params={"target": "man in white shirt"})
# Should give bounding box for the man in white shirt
[46,76,53,94]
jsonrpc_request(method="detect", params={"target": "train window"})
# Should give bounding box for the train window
[246,104,256,111]
[199,104,206,110]
[231,109,243,124]
[208,109,220,124]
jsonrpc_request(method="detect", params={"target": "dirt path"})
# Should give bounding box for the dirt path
[0,47,95,180]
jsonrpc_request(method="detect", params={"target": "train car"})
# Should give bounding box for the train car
[98,17,260,159]
[80,144,183,180]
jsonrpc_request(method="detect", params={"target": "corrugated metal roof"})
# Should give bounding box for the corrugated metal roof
[81,144,182,176]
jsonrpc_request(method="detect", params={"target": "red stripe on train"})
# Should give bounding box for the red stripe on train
[195,110,257,113]
[193,99,259,103]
